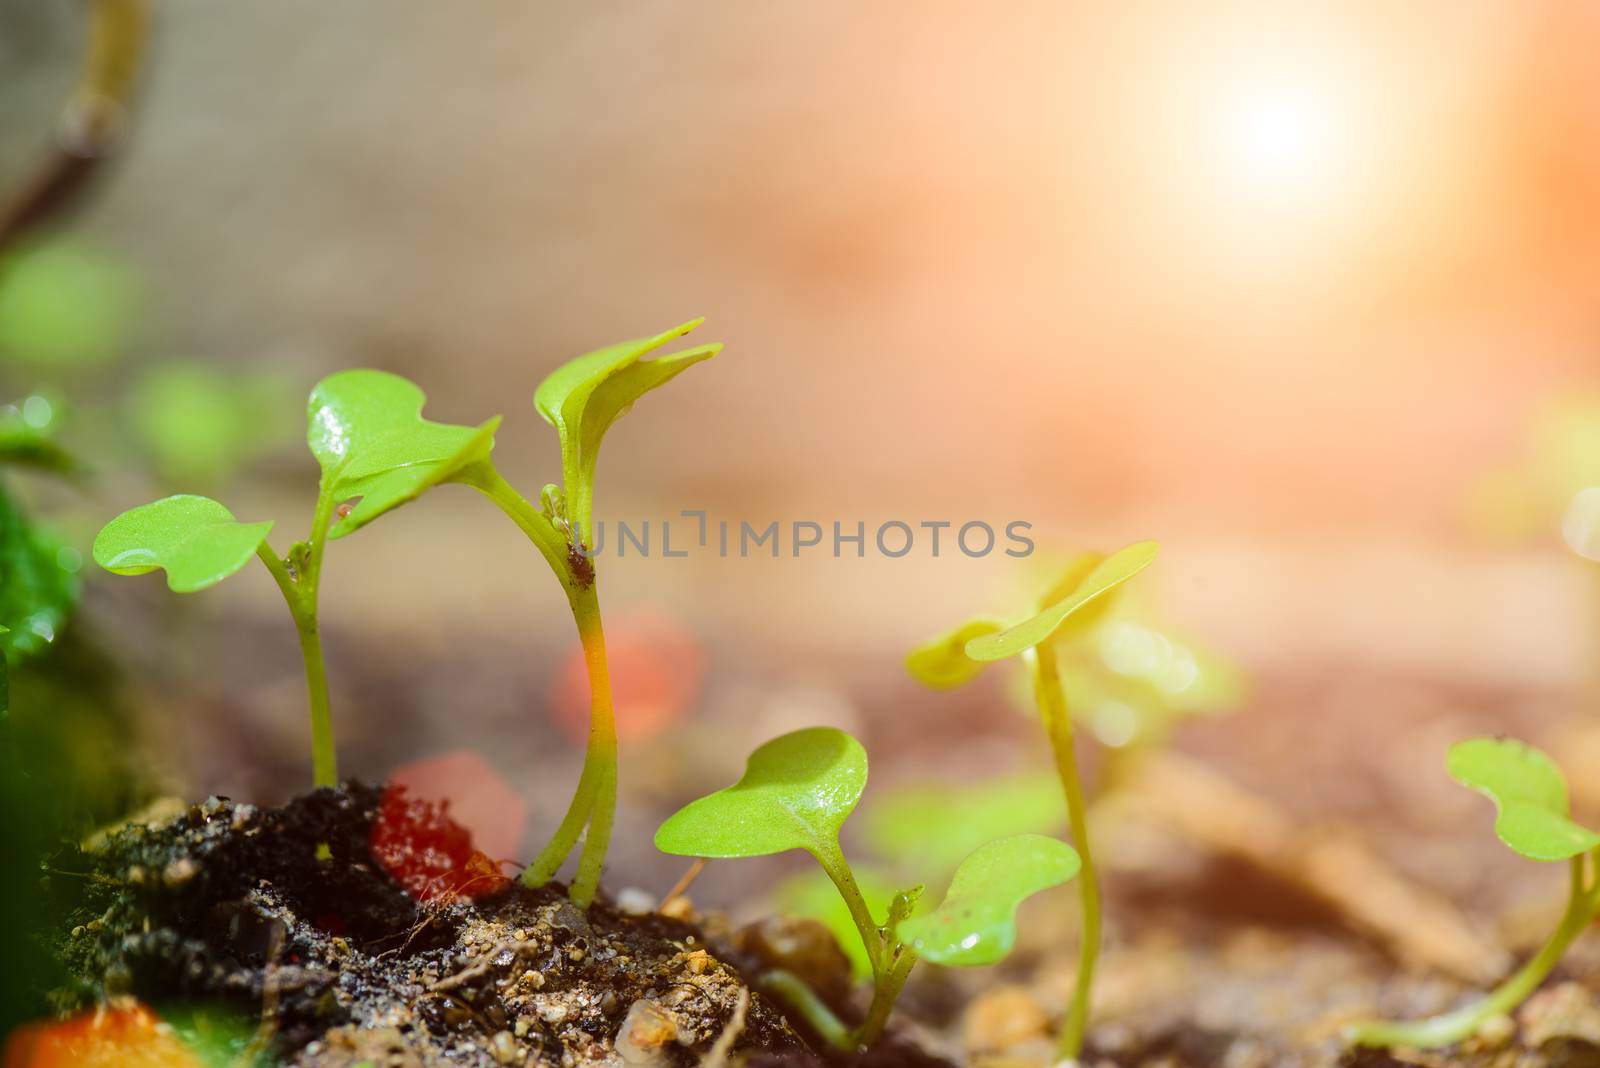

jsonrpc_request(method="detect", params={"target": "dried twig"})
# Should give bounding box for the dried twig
[0,0,148,250]
[700,986,749,1068]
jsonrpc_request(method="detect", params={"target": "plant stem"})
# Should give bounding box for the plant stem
[758,970,855,1052]
[467,464,617,907]
[814,842,885,975]
[1346,856,1600,1049]
[256,539,336,789]
[1034,641,1100,1061]
[854,948,918,1049]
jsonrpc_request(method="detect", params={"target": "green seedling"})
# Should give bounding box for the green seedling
[655,727,1079,1050]
[455,319,721,907]
[90,320,721,907]
[1347,737,1600,1049]
[907,540,1158,1059]
[94,370,496,789]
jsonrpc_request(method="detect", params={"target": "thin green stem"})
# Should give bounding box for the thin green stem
[854,948,918,1049]
[1347,856,1600,1049]
[256,540,337,788]
[1035,642,1100,1061]
[814,842,885,975]
[466,462,617,906]
[758,970,854,1051]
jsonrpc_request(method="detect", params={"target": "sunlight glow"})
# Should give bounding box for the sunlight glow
[1214,72,1351,202]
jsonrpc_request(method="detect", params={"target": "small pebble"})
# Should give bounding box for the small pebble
[616,1000,678,1065]
[1474,1013,1515,1050]
[615,888,656,916]
[963,985,1050,1054]
[489,1030,518,1064]
[163,858,200,889]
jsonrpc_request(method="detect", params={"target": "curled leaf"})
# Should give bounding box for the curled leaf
[898,834,1080,967]
[966,541,1159,662]
[1447,737,1600,861]
[906,618,1004,689]
[93,495,272,593]
[307,370,500,538]
[654,727,866,860]
[534,319,721,547]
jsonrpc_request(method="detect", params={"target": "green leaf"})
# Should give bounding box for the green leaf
[966,541,1159,662]
[897,834,1080,967]
[534,319,721,547]
[306,370,500,538]
[906,618,1004,689]
[1447,737,1600,861]
[0,484,80,662]
[654,727,866,860]
[93,495,272,593]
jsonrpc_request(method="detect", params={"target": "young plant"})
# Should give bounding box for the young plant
[93,370,498,789]
[451,319,722,907]
[654,727,1079,1050]
[1347,737,1600,1049]
[906,540,1158,1060]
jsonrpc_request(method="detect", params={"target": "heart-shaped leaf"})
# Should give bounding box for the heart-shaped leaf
[655,727,866,860]
[307,370,500,539]
[897,834,1080,967]
[0,484,80,661]
[906,618,1004,689]
[1447,737,1600,861]
[534,319,721,548]
[966,541,1159,662]
[93,495,272,593]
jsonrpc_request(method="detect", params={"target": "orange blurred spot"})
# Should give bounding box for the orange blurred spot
[387,750,525,862]
[4,1004,203,1068]
[370,780,512,906]
[553,607,703,744]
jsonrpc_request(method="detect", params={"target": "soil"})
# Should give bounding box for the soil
[31,699,1600,1068]
[36,784,876,1068]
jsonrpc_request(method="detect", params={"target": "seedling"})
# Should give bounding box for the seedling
[907,541,1158,1059]
[655,727,1079,1049]
[91,321,722,908]
[448,319,721,907]
[94,370,497,789]
[1347,737,1600,1049]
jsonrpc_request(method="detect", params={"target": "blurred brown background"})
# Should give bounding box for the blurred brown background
[4,2,1600,904]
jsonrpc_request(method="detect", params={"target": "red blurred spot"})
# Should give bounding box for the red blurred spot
[387,750,525,861]
[3,1004,203,1068]
[553,607,703,744]
[369,781,511,905]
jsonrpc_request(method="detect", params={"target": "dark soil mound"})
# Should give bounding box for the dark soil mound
[37,784,882,1067]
